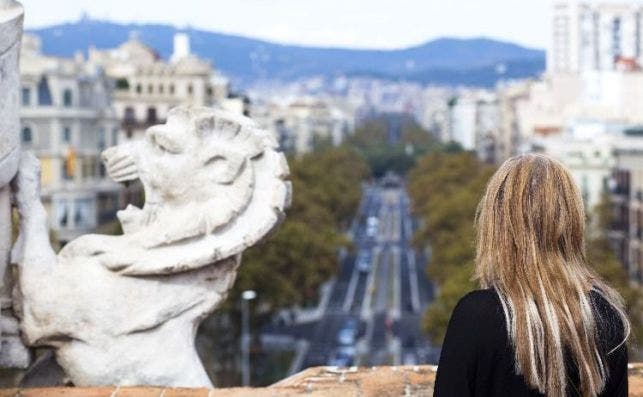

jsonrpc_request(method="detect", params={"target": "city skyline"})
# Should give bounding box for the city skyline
[21,0,567,50]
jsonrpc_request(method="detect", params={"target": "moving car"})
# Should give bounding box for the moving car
[356,250,371,273]
[336,318,359,346]
[328,346,356,367]
[365,216,379,237]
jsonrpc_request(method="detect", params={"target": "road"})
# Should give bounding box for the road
[266,182,438,369]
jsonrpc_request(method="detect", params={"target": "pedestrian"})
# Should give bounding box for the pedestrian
[433,153,630,397]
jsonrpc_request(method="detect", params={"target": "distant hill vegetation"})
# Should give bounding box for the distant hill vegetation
[29,18,545,87]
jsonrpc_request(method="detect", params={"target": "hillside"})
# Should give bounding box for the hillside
[30,18,545,86]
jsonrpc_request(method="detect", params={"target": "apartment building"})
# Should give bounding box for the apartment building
[19,34,121,243]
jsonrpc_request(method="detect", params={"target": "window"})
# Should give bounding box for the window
[98,128,106,150]
[37,77,52,106]
[124,107,136,125]
[115,78,130,90]
[112,128,119,146]
[22,87,31,106]
[187,84,193,95]
[57,201,69,228]
[62,160,73,180]
[169,84,175,95]
[62,89,73,107]
[581,175,589,204]
[21,127,33,144]
[146,107,158,124]
[99,163,106,178]
[81,159,93,180]
[159,84,164,94]
[75,199,92,228]
[148,84,153,94]
[61,127,71,144]
[136,84,142,94]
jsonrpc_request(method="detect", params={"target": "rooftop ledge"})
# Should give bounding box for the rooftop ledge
[1,364,642,397]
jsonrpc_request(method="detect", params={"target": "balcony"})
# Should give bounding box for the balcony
[121,119,166,131]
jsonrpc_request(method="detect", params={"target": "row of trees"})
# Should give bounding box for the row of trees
[408,151,642,355]
[229,146,370,310]
[346,114,448,177]
[198,145,370,386]
[408,151,496,343]
[208,115,443,385]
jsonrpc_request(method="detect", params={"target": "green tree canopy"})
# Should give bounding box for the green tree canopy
[226,146,370,312]
[347,114,442,177]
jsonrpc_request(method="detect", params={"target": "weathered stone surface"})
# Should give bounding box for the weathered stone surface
[0,0,29,370]
[0,364,641,396]
[0,0,22,186]
[10,106,291,387]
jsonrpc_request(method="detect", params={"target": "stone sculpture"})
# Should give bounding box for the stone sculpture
[0,0,30,369]
[10,106,291,387]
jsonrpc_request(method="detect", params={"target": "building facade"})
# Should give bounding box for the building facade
[447,90,499,162]
[20,34,121,243]
[531,121,619,212]
[250,97,354,154]
[549,1,643,74]
[610,137,643,285]
[87,33,231,141]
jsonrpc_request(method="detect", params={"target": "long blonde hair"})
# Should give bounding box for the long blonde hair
[475,153,629,397]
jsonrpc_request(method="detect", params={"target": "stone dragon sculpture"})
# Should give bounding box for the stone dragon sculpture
[10,106,291,387]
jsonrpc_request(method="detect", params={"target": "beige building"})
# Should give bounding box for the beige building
[88,33,231,141]
[19,34,121,243]
[251,97,354,154]
[495,69,643,163]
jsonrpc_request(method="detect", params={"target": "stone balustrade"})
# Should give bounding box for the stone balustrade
[0,364,642,396]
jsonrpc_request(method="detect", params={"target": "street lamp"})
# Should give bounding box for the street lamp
[241,290,256,386]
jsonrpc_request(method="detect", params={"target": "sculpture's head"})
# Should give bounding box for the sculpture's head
[102,106,290,251]
[142,107,260,207]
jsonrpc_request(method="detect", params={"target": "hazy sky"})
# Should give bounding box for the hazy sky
[21,0,564,49]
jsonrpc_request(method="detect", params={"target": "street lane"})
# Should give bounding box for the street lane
[264,181,438,370]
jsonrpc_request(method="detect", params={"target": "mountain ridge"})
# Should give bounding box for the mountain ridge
[29,18,545,87]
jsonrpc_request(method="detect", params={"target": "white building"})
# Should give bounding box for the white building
[19,34,121,243]
[531,120,623,212]
[88,33,232,141]
[497,66,643,164]
[549,1,643,74]
[447,90,498,161]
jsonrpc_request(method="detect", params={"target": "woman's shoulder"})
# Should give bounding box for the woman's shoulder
[451,289,505,325]
[446,289,508,348]
[456,288,501,311]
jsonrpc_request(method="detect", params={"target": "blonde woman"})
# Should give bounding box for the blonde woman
[434,154,630,397]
